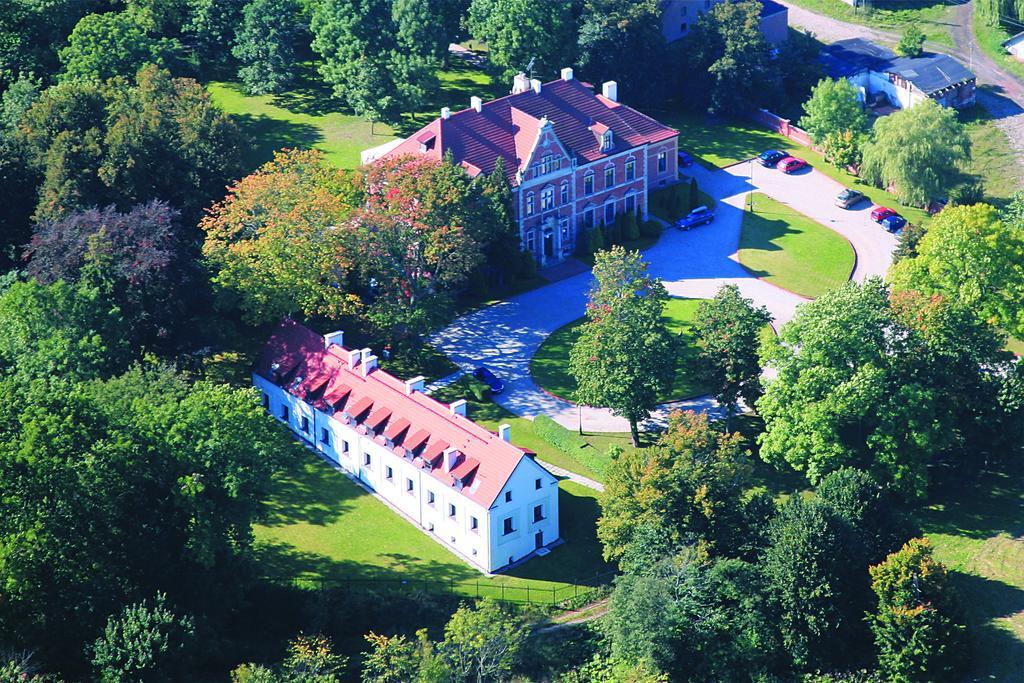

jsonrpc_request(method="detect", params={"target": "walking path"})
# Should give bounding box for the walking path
[535,459,605,492]
[431,163,897,433]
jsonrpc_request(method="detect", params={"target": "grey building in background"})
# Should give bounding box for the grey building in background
[661,0,790,46]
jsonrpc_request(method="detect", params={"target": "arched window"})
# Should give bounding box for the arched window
[526,192,535,216]
[540,187,555,211]
[583,172,594,196]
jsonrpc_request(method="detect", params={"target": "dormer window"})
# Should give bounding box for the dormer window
[601,131,613,151]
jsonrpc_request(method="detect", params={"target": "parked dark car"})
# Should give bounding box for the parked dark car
[871,206,898,223]
[880,214,907,233]
[835,188,865,209]
[678,150,694,167]
[777,156,808,174]
[758,150,787,167]
[473,366,504,394]
[675,205,714,230]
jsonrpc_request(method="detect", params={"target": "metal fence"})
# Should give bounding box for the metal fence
[282,571,617,607]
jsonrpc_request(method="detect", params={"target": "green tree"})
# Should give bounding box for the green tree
[895,25,926,57]
[758,278,1018,496]
[0,277,128,380]
[233,0,301,94]
[361,629,443,683]
[201,149,359,324]
[860,99,969,207]
[441,600,530,683]
[466,0,576,82]
[184,0,248,70]
[762,496,873,672]
[568,246,676,446]
[822,128,866,169]
[0,75,40,269]
[891,221,927,263]
[868,538,968,681]
[597,410,764,563]
[311,0,438,125]
[684,1,776,115]
[889,203,1024,338]
[91,594,196,683]
[18,65,242,222]
[798,77,868,146]
[693,284,773,425]
[0,366,291,665]
[607,552,782,680]
[58,9,182,83]
[576,0,668,106]
[393,0,452,62]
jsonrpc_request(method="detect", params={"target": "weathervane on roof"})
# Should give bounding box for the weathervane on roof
[525,57,535,80]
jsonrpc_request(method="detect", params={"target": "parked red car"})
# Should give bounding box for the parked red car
[871,206,898,223]
[776,156,807,174]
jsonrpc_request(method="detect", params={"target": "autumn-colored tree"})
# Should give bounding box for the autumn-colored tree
[201,149,361,324]
[352,158,483,342]
[597,410,759,563]
[868,538,968,681]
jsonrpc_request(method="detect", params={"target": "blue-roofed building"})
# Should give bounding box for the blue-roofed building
[820,38,976,110]
[661,0,789,47]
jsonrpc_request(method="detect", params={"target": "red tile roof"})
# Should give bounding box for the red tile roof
[383,76,678,185]
[255,319,541,507]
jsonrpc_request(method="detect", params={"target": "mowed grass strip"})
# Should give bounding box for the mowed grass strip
[253,453,612,596]
[530,298,713,404]
[739,193,855,298]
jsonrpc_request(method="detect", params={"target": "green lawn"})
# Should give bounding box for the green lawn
[529,298,714,404]
[961,104,1024,207]
[918,467,1024,680]
[739,193,856,298]
[254,454,613,599]
[784,0,957,48]
[974,19,1024,86]
[208,62,497,172]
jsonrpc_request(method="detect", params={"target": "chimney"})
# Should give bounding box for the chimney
[323,330,344,349]
[470,96,482,112]
[441,107,450,120]
[561,67,574,81]
[405,376,426,395]
[449,399,467,417]
[443,447,460,472]
[347,349,362,368]
[530,78,542,95]
[362,354,378,376]
[602,81,618,102]
[512,73,530,94]
[498,423,511,442]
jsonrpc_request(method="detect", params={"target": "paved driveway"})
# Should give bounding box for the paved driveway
[430,163,897,433]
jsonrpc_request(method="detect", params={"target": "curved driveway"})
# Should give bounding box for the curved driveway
[430,162,897,433]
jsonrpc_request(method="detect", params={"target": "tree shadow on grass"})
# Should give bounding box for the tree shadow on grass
[232,113,323,169]
[737,212,802,278]
[947,570,1024,680]
[259,457,360,528]
[269,62,347,118]
[919,468,1024,541]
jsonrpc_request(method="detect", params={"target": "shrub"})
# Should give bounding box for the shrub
[533,414,587,453]
[518,250,538,279]
[607,216,622,245]
[623,212,640,241]
[640,219,663,238]
[588,226,605,254]
[948,181,985,207]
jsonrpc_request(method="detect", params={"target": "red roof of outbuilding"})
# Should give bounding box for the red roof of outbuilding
[254,320,544,507]
[383,76,678,184]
